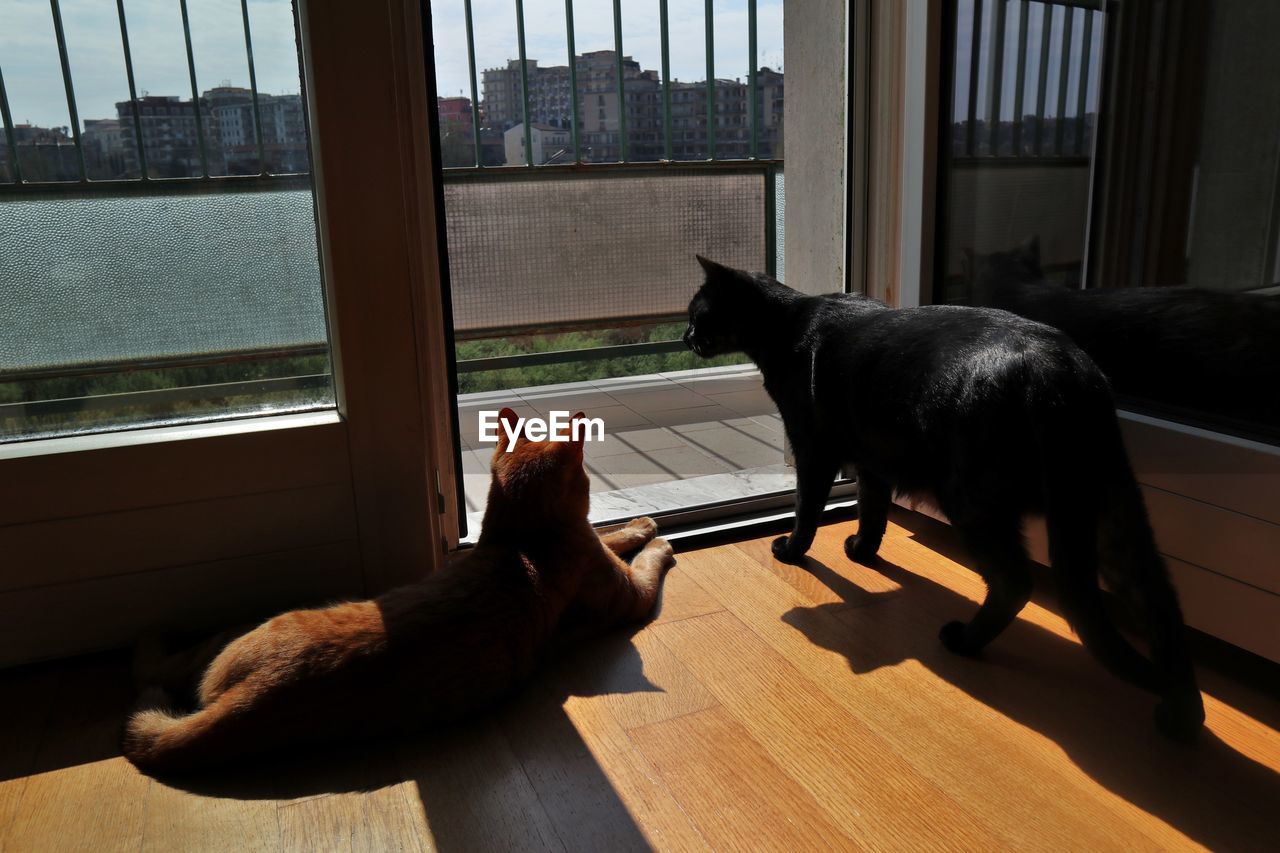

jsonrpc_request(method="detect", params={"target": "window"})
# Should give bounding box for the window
[1,0,334,443]
[936,0,1279,443]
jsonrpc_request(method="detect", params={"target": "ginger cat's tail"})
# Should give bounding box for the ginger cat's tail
[122,687,254,773]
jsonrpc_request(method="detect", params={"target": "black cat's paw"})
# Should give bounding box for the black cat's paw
[843,535,880,566]
[1154,691,1205,743]
[939,621,982,657]
[771,535,806,565]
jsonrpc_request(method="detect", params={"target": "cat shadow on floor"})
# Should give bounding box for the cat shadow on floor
[779,528,1280,850]
[135,628,662,850]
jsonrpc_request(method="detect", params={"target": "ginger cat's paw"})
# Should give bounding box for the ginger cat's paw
[648,537,676,571]
[629,516,659,541]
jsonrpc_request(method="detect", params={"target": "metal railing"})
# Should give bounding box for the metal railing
[954,0,1105,160]
[455,0,769,168]
[0,0,305,192]
[1,0,778,382]
[1,373,330,442]
[446,0,780,374]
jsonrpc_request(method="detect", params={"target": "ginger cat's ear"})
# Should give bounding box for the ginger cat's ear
[498,407,521,441]
[566,411,588,460]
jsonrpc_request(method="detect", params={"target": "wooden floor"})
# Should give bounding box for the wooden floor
[2,509,1279,852]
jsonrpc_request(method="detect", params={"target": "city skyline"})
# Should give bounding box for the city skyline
[0,0,303,132]
[429,0,784,106]
[0,0,784,131]
[3,83,307,135]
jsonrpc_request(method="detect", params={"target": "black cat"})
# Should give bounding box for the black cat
[684,255,1204,741]
[966,236,1280,431]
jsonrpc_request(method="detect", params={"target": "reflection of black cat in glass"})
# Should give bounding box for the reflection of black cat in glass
[966,237,1280,432]
[684,255,1204,741]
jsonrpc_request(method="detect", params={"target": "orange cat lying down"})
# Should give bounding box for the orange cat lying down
[123,409,674,773]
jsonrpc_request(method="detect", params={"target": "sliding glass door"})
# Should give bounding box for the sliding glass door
[425,0,859,540]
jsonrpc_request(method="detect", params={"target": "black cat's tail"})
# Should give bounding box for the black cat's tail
[1038,396,1203,740]
[1039,446,1160,692]
[1091,425,1204,739]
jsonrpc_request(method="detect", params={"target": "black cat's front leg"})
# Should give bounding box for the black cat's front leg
[845,469,889,566]
[772,454,838,564]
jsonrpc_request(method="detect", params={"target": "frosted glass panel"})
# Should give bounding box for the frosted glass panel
[1,189,326,372]
[445,172,766,333]
[0,185,333,442]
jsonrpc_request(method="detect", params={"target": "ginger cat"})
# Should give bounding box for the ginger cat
[123,408,674,773]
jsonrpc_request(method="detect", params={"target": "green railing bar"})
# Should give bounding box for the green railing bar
[988,0,1007,155]
[748,0,759,159]
[463,0,482,167]
[0,171,311,198]
[178,0,210,177]
[458,339,688,373]
[1054,5,1074,156]
[440,157,779,181]
[5,344,326,382]
[0,64,22,183]
[115,0,148,179]
[950,154,1090,168]
[1034,3,1052,155]
[612,0,627,162]
[965,0,982,156]
[48,0,87,181]
[514,0,533,166]
[1075,9,1093,156]
[564,0,581,162]
[704,0,715,159]
[1011,0,1028,156]
[4,374,332,421]
[660,0,672,161]
[239,0,268,174]
[764,165,776,277]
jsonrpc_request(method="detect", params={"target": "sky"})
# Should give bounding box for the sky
[0,0,304,130]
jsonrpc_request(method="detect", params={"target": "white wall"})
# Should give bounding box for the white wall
[783,0,848,296]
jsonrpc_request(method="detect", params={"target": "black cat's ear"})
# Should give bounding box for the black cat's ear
[696,254,730,277]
